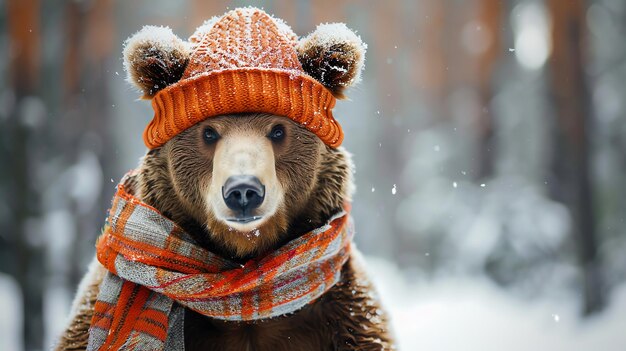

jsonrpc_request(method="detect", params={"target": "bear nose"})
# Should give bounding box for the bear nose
[222,175,265,215]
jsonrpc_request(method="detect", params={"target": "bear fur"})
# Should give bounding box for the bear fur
[56,14,392,350]
[297,23,366,99]
[55,115,394,350]
[122,26,190,99]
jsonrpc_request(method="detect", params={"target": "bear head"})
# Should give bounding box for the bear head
[135,114,354,260]
[122,10,365,261]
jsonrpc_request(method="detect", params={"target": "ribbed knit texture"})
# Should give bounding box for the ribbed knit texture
[87,173,353,350]
[144,8,343,149]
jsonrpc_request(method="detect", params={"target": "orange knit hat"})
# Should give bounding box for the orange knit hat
[123,7,366,149]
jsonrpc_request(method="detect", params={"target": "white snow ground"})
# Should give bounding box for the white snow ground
[1,259,626,350]
[0,273,22,351]
[367,257,626,351]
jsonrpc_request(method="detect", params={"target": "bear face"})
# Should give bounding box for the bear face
[136,113,353,260]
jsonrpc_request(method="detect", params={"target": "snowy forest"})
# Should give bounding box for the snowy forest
[1,0,626,350]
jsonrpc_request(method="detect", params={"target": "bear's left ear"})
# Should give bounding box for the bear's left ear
[123,26,190,99]
[297,23,367,99]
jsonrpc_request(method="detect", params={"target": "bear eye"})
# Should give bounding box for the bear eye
[203,127,220,144]
[268,125,285,142]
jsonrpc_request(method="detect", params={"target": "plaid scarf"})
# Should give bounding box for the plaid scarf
[87,177,353,350]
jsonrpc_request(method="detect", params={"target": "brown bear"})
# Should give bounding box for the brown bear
[56,7,393,351]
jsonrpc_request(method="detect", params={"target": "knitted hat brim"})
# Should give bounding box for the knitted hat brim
[145,68,342,149]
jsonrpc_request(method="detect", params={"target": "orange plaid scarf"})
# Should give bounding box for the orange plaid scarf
[87,177,353,350]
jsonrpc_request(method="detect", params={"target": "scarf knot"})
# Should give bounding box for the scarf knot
[87,177,353,350]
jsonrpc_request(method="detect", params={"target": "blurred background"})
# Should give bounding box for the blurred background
[1,0,626,350]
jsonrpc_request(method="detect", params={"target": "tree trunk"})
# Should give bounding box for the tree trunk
[474,0,503,179]
[61,0,116,289]
[6,0,44,349]
[547,0,605,316]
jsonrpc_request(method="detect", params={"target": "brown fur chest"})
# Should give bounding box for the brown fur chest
[184,299,330,351]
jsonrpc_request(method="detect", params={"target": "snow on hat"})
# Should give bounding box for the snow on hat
[123,7,366,149]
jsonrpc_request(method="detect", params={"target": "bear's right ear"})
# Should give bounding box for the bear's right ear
[123,26,189,99]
